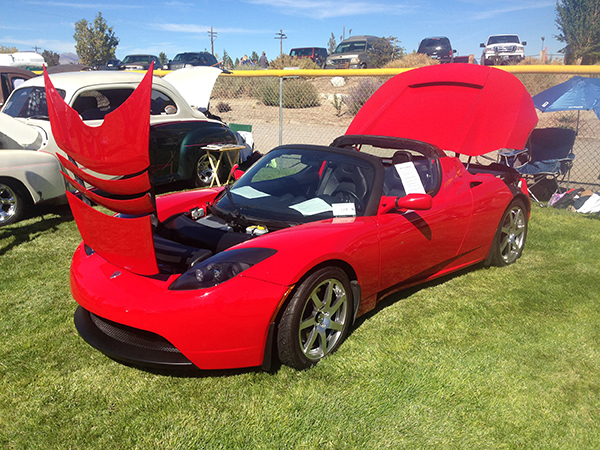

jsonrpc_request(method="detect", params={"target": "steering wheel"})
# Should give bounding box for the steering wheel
[332,188,364,213]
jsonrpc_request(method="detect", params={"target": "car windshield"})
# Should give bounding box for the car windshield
[488,35,520,45]
[2,86,66,118]
[291,48,312,57]
[174,53,197,62]
[123,55,150,63]
[419,39,449,52]
[213,146,376,226]
[334,41,367,54]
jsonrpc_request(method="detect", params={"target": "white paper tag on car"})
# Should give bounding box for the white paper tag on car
[291,198,332,216]
[231,186,270,199]
[332,203,356,217]
[395,162,425,194]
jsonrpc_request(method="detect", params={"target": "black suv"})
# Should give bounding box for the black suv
[417,37,456,63]
[163,52,219,70]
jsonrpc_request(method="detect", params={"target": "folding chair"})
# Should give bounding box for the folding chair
[500,127,576,206]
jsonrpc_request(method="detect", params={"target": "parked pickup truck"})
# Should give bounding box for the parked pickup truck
[480,35,527,66]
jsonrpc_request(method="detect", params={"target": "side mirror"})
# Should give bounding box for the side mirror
[480,43,485,48]
[378,194,432,214]
[522,41,527,46]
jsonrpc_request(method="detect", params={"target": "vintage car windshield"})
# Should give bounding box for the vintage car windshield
[3,86,66,118]
[3,86,176,119]
[213,146,376,225]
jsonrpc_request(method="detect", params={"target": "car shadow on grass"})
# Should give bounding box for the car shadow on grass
[351,264,483,331]
[0,203,73,256]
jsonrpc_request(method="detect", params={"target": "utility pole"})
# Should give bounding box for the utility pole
[275,29,287,56]
[208,27,217,55]
[31,45,41,53]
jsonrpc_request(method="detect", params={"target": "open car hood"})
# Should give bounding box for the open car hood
[346,64,538,156]
[163,66,223,112]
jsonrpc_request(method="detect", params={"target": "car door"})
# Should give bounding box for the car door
[376,157,474,293]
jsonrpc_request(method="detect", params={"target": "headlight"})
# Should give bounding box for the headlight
[169,247,277,290]
[350,57,360,64]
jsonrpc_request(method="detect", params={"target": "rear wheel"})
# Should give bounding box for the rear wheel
[277,267,353,370]
[487,199,528,266]
[192,153,219,187]
[0,179,27,227]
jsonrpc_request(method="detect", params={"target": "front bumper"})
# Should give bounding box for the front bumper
[70,243,290,370]
[75,306,197,370]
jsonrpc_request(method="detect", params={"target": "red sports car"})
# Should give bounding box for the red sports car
[47,64,538,371]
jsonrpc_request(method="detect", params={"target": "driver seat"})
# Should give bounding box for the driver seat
[317,162,367,204]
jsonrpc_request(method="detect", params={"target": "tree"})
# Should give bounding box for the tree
[73,12,119,66]
[367,37,405,68]
[328,33,337,54]
[555,0,600,64]
[41,50,60,67]
[251,51,259,62]
[222,49,233,68]
[159,52,168,65]
[0,45,18,53]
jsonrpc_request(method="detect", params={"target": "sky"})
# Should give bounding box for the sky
[1,0,563,64]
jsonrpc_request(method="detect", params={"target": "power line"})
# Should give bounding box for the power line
[208,27,217,55]
[275,29,287,56]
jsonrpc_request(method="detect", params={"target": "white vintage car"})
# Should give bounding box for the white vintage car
[0,67,238,226]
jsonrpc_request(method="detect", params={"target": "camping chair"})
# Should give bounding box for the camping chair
[499,127,576,206]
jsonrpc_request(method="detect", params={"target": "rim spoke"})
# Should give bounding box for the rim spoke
[317,329,328,355]
[328,320,344,332]
[303,328,320,356]
[328,292,346,315]
[310,291,324,310]
[299,316,317,332]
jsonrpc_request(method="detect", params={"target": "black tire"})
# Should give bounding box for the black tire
[191,153,228,188]
[277,267,353,370]
[486,199,528,267]
[0,178,27,227]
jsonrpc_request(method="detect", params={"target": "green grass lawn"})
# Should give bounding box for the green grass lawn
[1,205,599,449]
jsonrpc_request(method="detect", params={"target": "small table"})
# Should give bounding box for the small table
[201,144,245,187]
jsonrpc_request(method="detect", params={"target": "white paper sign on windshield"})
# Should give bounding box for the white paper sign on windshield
[230,186,270,199]
[290,198,332,216]
[395,162,426,194]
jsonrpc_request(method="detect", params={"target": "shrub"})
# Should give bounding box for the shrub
[213,76,262,99]
[268,54,320,70]
[257,78,320,108]
[344,78,383,115]
[216,102,231,113]
[384,52,440,68]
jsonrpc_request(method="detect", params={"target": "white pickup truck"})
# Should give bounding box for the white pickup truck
[480,35,527,66]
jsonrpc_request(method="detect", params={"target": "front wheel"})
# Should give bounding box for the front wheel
[486,199,528,267]
[0,179,27,227]
[277,267,353,370]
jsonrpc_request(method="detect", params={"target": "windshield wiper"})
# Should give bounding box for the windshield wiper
[223,185,250,229]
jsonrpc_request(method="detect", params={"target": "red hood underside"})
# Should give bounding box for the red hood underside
[346,64,538,156]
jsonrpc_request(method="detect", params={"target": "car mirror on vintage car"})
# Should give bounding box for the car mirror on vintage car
[378,194,433,214]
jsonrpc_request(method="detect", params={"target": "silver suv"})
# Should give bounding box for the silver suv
[325,35,379,69]
[480,35,527,66]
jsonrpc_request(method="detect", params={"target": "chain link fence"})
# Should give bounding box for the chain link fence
[210,68,600,191]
